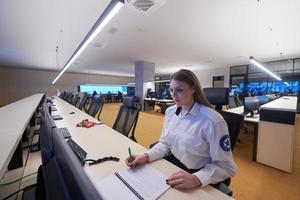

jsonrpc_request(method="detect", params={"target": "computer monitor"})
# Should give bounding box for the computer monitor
[256,95,269,106]
[203,87,229,110]
[51,129,102,200]
[149,91,156,99]
[155,91,163,99]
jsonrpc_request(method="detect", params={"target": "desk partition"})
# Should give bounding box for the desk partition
[0,93,44,178]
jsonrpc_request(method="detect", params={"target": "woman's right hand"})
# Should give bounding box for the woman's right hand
[125,153,149,168]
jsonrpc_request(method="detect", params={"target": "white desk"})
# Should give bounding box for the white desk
[144,98,175,113]
[52,97,232,200]
[0,93,44,178]
[257,96,297,172]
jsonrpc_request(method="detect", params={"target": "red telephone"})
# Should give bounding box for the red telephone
[76,119,96,128]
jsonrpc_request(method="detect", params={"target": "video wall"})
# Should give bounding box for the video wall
[230,81,299,96]
[78,85,133,95]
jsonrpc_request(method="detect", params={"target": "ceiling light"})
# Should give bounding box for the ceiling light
[52,0,124,84]
[249,56,282,81]
[147,79,170,83]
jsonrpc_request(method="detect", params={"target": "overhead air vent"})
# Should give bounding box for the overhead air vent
[126,0,167,15]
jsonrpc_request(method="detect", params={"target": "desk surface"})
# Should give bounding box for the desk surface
[52,97,231,200]
[225,106,259,123]
[0,93,44,178]
[260,96,297,112]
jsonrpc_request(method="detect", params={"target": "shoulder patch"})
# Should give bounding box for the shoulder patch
[219,135,231,152]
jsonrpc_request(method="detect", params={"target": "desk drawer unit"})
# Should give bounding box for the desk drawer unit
[257,109,296,172]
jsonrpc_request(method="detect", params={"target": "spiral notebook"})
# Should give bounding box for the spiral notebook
[96,165,170,200]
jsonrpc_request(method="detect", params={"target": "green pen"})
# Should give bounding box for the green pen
[128,147,133,162]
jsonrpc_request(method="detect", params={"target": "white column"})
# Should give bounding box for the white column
[135,61,155,111]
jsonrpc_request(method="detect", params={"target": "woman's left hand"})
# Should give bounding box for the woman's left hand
[166,170,202,189]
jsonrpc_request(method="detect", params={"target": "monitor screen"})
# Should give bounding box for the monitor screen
[244,97,259,117]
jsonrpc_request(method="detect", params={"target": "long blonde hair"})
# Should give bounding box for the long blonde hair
[170,69,211,107]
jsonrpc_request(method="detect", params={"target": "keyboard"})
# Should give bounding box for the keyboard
[57,127,71,139]
[67,139,87,165]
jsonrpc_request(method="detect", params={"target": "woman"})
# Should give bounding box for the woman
[126,69,237,189]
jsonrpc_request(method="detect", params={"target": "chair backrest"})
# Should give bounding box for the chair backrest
[50,129,103,200]
[59,91,65,98]
[86,95,104,120]
[71,94,81,107]
[78,93,88,110]
[228,96,238,109]
[40,102,56,167]
[218,111,244,150]
[234,94,243,106]
[67,94,74,104]
[113,96,140,141]
[203,87,229,110]
[63,92,72,101]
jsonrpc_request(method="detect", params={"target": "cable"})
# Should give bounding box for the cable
[0,172,37,187]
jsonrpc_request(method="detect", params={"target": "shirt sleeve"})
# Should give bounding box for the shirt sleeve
[147,109,172,162]
[193,120,237,187]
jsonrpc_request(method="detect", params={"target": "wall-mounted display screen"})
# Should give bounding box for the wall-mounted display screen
[229,81,299,96]
[229,83,244,96]
[78,85,130,95]
[247,81,299,96]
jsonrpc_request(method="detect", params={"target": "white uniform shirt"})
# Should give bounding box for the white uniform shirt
[147,103,237,187]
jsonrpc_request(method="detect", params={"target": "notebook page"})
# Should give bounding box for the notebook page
[118,165,170,200]
[96,174,138,200]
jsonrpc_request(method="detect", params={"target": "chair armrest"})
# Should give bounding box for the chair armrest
[213,183,233,196]
[149,141,158,149]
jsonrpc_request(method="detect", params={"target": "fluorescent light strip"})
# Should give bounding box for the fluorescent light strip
[146,79,170,83]
[249,56,282,81]
[52,0,124,84]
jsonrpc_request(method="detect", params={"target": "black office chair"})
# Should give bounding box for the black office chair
[71,94,81,107]
[63,92,72,102]
[78,93,89,110]
[106,93,113,103]
[228,96,238,109]
[113,96,140,142]
[86,95,104,121]
[218,111,244,151]
[67,93,74,104]
[59,91,65,98]
[235,94,243,106]
[116,91,123,102]
[84,96,93,112]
